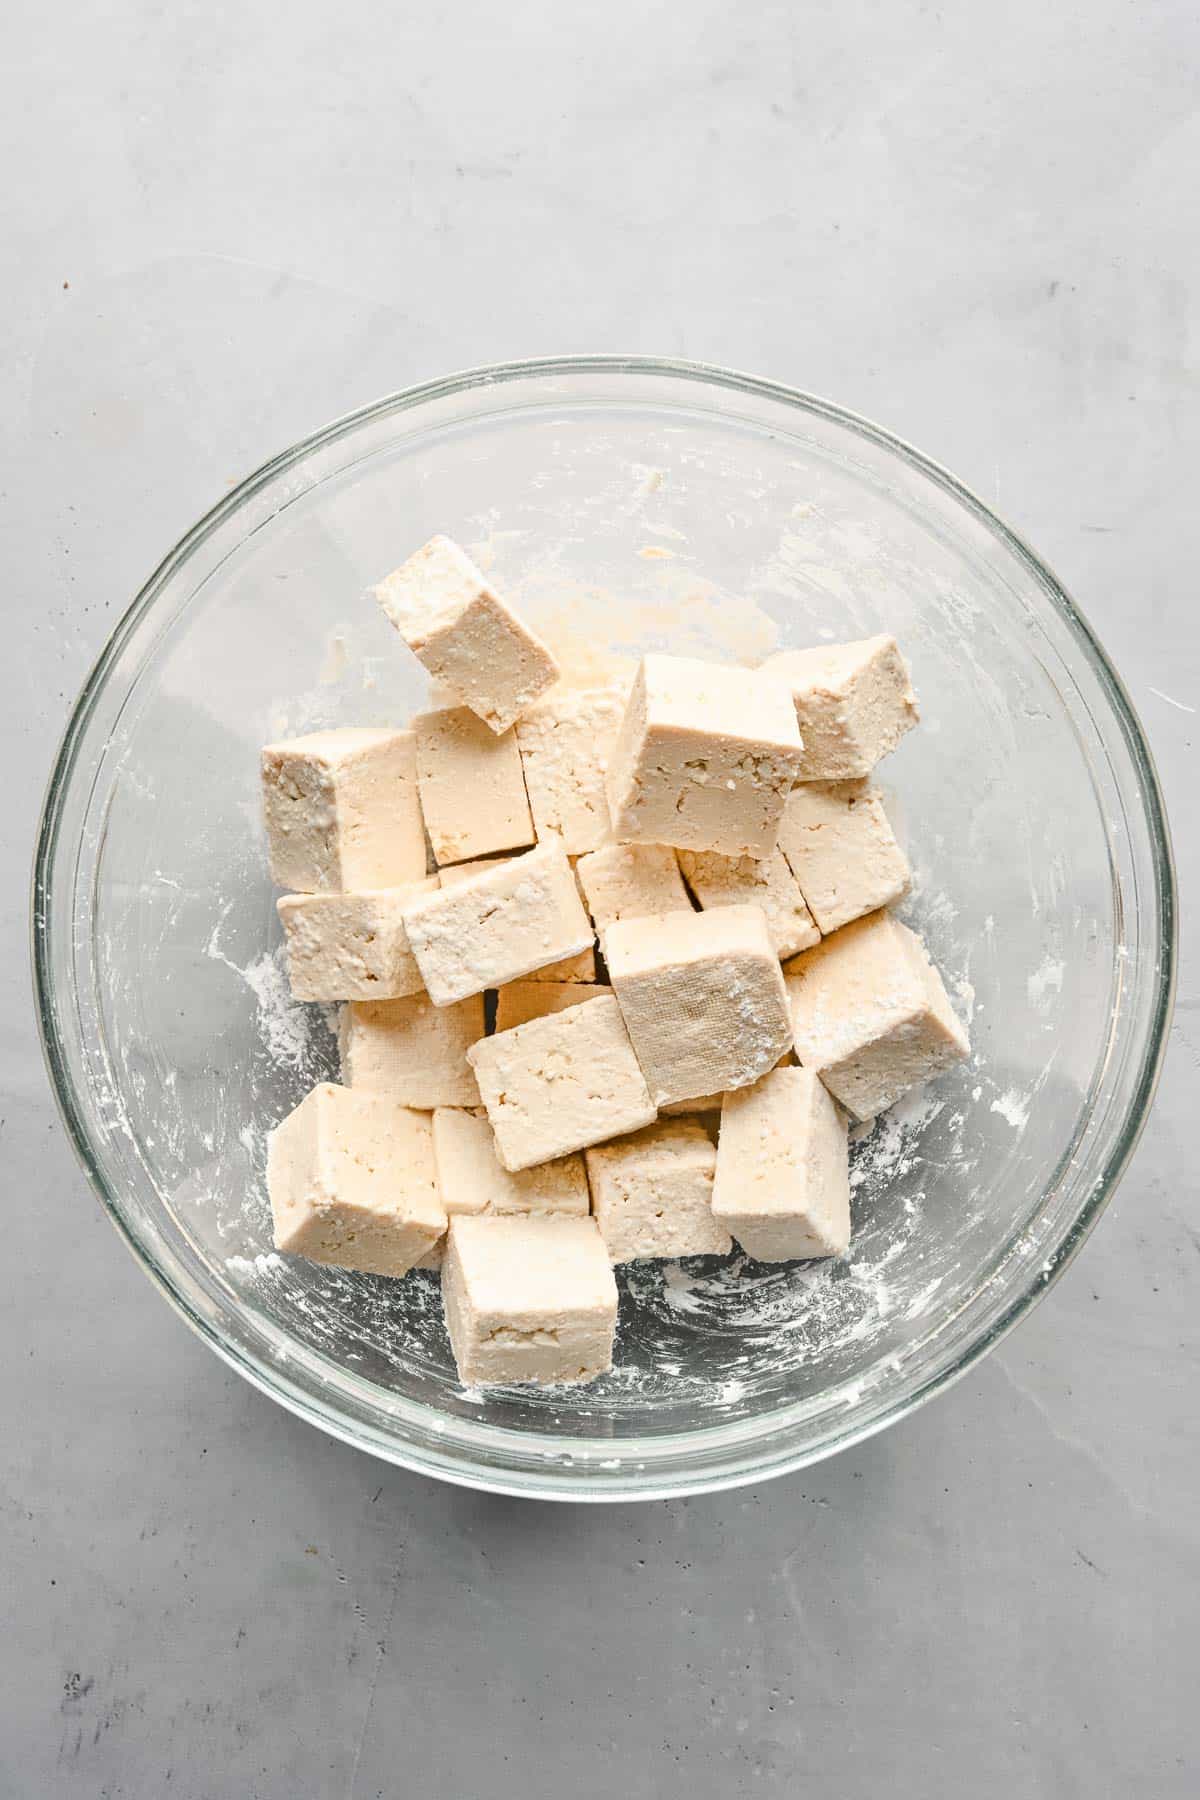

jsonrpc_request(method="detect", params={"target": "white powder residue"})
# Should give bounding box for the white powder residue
[208,919,318,1075]
[904,1277,944,1321]
[1027,956,1065,1009]
[226,1252,284,1277]
[990,1088,1031,1130]
[241,949,319,1071]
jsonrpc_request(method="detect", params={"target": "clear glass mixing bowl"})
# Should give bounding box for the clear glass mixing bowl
[33,358,1176,1499]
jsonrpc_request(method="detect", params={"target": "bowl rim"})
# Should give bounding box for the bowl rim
[31,353,1178,1501]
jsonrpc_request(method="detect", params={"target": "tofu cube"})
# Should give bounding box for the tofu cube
[677,846,820,960]
[261,728,426,893]
[339,991,484,1108]
[414,707,535,865]
[759,636,919,779]
[420,1096,593,1274]
[433,1108,589,1218]
[267,1083,444,1276]
[403,841,593,1005]
[712,1066,850,1261]
[442,1215,618,1386]
[514,686,625,854]
[436,859,505,885]
[586,1119,731,1263]
[522,948,597,982]
[575,842,693,933]
[775,780,910,935]
[440,858,596,981]
[604,905,793,1108]
[604,655,804,856]
[785,910,969,1118]
[467,992,656,1170]
[276,879,437,1002]
[494,979,609,1034]
[373,535,559,734]
[659,1094,726,1117]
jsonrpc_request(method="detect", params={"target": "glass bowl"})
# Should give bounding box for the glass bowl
[33,357,1176,1500]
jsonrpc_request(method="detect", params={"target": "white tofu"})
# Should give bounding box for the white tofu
[523,947,598,982]
[433,1107,589,1218]
[712,1066,850,1261]
[339,992,484,1108]
[494,980,609,1035]
[261,728,426,893]
[677,846,820,960]
[467,992,656,1171]
[404,842,593,1005]
[437,859,506,886]
[659,1094,725,1117]
[442,1215,618,1386]
[414,707,535,865]
[585,1119,731,1263]
[574,842,693,934]
[410,1239,447,1272]
[440,858,596,982]
[423,1088,597,1272]
[276,879,437,1002]
[759,636,919,779]
[604,905,793,1108]
[373,535,559,733]
[514,686,625,855]
[785,910,969,1118]
[775,780,910,934]
[604,655,804,856]
[267,1083,444,1276]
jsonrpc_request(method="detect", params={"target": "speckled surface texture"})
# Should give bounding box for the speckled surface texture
[3,4,1197,1794]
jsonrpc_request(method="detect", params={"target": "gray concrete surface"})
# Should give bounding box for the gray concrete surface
[3,4,1197,1795]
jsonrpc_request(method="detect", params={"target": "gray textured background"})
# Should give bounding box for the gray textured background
[3,4,1196,1796]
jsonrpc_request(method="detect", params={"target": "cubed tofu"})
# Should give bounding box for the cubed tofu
[494,979,610,1034]
[261,728,426,893]
[433,1107,589,1218]
[414,707,535,865]
[585,1119,731,1263]
[523,948,597,982]
[604,905,793,1108]
[421,1094,593,1272]
[339,992,484,1108]
[659,1094,725,1117]
[712,1066,850,1261]
[775,780,910,935]
[442,1215,618,1386]
[410,1239,446,1272]
[440,858,596,983]
[467,993,656,1170]
[403,841,593,1005]
[604,655,804,857]
[677,846,820,960]
[574,842,693,934]
[373,535,559,733]
[267,1083,444,1276]
[437,859,507,886]
[514,686,625,855]
[759,636,918,779]
[785,910,969,1118]
[276,879,437,1002]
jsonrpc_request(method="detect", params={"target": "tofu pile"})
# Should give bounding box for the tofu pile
[261,534,969,1389]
